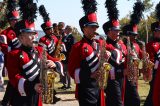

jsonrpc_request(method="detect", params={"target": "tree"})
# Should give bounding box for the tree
[0,0,9,31]
[120,0,155,42]
[72,27,82,42]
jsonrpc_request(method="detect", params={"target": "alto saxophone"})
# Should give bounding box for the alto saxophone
[40,44,55,104]
[125,37,140,84]
[91,36,111,89]
[53,36,66,61]
[137,40,154,82]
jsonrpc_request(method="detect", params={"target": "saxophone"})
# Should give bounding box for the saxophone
[137,40,154,82]
[53,36,66,61]
[40,44,55,104]
[125,37,140,84]
[91,36,111,89]
[91,36,112,105]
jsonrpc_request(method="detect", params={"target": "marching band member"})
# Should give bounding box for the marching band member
[38,5,59,57]
[68,0,102,105]
[6,0,62,105]
[0,0,21,105]
[102,0,127,105]
[144,2,160,106]
[38,5,64,103]
[121,1,145,106]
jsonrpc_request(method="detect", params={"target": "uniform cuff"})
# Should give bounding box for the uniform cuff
[18,78,26,96]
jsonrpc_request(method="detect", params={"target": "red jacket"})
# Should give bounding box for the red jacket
[68,37,103,99]
[146,41,160,63]
[39,34,66,57]
[39,35,58,55]
[7,45,62,106]
[0,27,21,54]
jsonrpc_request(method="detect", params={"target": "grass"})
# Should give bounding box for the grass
[138,77,150,106]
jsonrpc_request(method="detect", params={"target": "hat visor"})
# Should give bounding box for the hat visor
[155,28,160,31]
[85,22,99,28]
[20,29,37,34]
[111,27,121,31]
[45,27,53,30]
[127,31,138,36]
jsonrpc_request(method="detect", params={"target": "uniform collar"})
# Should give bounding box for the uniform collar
[106,37,117,45]
[83,35,95,45]
[21,45,35,53]
[46,34,52,40]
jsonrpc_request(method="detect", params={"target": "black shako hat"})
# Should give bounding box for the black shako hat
[122,1,145,36]
[79,0,99,32]
[14,0,38,36]
[151,2,160,32]
[39,5,53,31]
[103,0,120,35]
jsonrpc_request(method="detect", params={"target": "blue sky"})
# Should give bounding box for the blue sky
[35,0,158,34]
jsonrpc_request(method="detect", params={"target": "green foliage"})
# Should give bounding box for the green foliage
[120,15,130,27]
[0,0,9,31]
[127,0,153,12]
[120,0,156,42]
[72,27,82,43]
[120,13,156,42]
[143,0,153,12]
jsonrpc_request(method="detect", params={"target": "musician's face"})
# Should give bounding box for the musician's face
[45,28,53,35]
[129,36,136,42]
[83,26,98,39]
[19,32,36,47]
[108,30,120,41]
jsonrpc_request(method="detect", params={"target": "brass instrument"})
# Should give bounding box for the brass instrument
[125,37,140,84]
[137,40,154,82]
[92,36,111,89]
[53,36,66,61]
[40,44,56,104]
[99,40,111,89]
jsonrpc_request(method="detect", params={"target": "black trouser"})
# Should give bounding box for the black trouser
[105,78,124,106]
[11,91,39,106]
[78,80,100,106]
[62,64,71,87]
[143,76,155,106]
[1,82,13,106]
[124,79,140,106]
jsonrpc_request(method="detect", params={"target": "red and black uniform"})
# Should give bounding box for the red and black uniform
[6,45,63,106]
[68,36,102,106]
[124,40,142,106]
[0,27,21,54]
[0,27,21,68]
[39,34,66,57]
[105,37,127,106]
[0,27,21,106]
[39,35,58,56]
[144,40,160,106]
